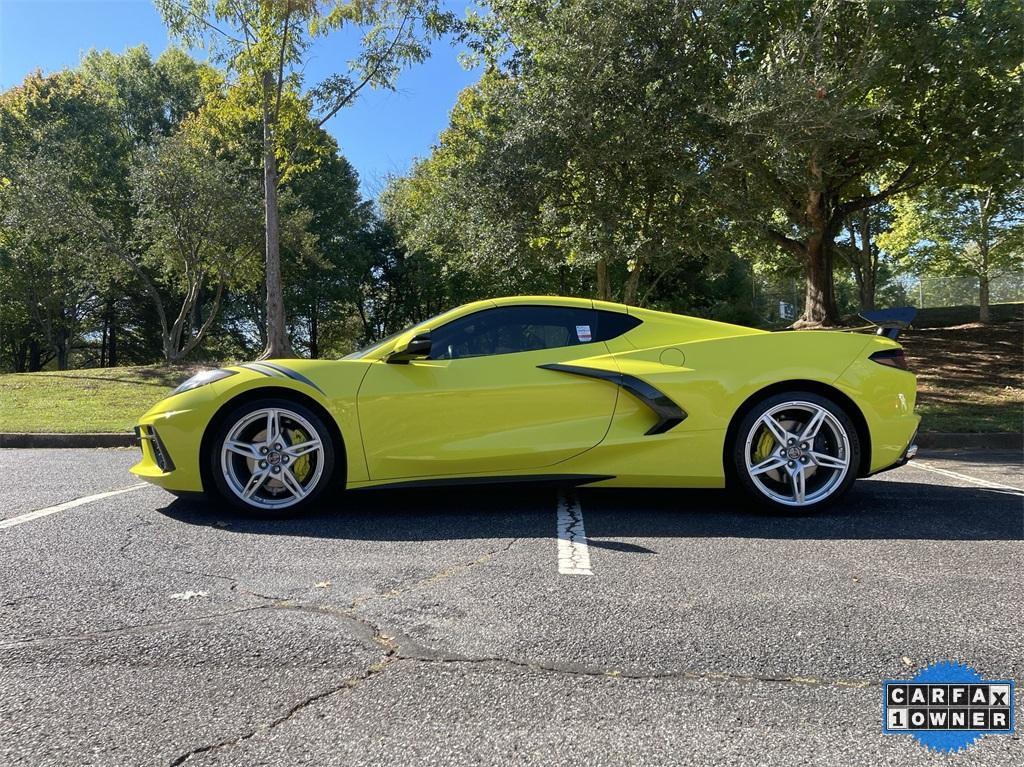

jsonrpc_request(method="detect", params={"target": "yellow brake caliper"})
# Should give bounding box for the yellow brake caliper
[753,429,777,465]
[288,428,312,482]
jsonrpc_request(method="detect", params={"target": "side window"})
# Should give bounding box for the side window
[429,306,600,360]
[594,311,642,341]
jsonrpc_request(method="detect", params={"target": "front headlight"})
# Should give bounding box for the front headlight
[172,368,237,395]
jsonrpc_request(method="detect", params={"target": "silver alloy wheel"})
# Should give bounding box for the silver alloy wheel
[743,400,851,508]
[220,407,325,510]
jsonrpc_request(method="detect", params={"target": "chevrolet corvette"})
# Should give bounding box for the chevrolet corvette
[132,296,919,514]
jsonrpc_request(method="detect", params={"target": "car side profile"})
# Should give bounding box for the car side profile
[131,296,920,514]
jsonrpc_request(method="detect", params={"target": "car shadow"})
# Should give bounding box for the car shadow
[156,479,1023,544]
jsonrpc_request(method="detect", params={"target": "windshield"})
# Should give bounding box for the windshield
[342,310,447,360]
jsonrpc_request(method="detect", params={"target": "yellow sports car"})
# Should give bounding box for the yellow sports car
[132,296,919,514]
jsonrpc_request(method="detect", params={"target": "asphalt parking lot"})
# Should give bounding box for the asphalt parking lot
[1,448,1021,766]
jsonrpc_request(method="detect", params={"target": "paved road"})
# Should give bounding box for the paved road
[0,448,1021,766]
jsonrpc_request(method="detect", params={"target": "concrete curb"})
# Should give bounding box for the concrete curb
[915,432,1022,451]
[0,433,136,448]
[0,431,1020,451]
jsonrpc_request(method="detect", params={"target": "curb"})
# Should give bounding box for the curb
[0,431,1020,451]
[0,433,136,448]
[915,432,1022,451]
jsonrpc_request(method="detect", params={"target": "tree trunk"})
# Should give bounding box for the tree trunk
[858,213,876,311]
[14,341,28,373]
[795,164,840,326]
[978,193,991,324]
[799,234,839,326]
[100,315,108,368]
[259,70,293,360]
[56,327,68,370]
[108,312,118,367]
[859,274,876,313]
[623,257,643,306]
[309,304,319,359]
[596,258,611,301]
[28,339,41,372]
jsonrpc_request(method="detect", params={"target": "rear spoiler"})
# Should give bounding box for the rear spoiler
[858,307,917,340]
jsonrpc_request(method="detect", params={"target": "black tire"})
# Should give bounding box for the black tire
[208,397,336,516]
[730,390,860,514]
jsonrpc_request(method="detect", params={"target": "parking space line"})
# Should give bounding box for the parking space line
[912,462,1024,495]
[0,484,148,530]
[557,490,593,575]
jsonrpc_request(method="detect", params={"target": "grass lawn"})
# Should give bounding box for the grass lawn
[0,365,199,433]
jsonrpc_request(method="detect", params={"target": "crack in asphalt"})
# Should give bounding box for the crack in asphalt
[19,510,881,764]
[167,609,401,766]
[7,523,881,765]
[163,539,524,764]
[162,599,880,765]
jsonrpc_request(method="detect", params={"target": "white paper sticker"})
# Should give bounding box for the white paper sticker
[576,325,592,342]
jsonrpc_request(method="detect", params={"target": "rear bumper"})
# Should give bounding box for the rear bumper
[867,428,919,477]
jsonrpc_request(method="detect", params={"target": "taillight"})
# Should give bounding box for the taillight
[870,349,908,370]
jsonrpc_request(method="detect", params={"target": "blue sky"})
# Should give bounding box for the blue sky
[0,0,481,197]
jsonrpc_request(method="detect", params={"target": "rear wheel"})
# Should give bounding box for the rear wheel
[731,391,860,513]
[209,398,336,515]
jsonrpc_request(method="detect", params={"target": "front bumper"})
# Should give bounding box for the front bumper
[129,402,212,493]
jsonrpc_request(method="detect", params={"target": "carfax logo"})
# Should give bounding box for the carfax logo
[883,661,1015,753]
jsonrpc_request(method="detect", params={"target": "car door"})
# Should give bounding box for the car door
[356,304,618,480]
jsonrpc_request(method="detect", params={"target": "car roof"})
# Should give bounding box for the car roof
[490,295,629,313]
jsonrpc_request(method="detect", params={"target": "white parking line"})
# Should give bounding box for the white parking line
[557,490,593,575]
[912,462,1024,496]
[0,484,148,530]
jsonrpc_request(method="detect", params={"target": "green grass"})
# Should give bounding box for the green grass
[0,365,198,433]
[916,400,1023,433]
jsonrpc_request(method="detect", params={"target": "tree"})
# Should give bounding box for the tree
[422,0,1017,321]
[132,131,262,360]
[446,2,723,304]
[283,132,373,357]
[380,75,574,304]
[0,70,118,369]
[156,0,452,358]
[835,200,894,312]
[882,184,1024,323]
[709,0,1022,325]
[0,50,261,365]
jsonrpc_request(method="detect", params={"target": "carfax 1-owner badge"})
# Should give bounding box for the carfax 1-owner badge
[883,661,1015,753]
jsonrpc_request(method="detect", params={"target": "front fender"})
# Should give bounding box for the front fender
[132,359,372,492]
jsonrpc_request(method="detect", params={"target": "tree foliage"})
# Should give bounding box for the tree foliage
[383,0,1022,325]
[156,0,453,357]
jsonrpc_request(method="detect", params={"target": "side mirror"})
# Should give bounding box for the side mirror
[386,333,432,364]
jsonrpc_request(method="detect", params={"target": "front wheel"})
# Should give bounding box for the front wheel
[209,398,336,515]
[731,392,860,514]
